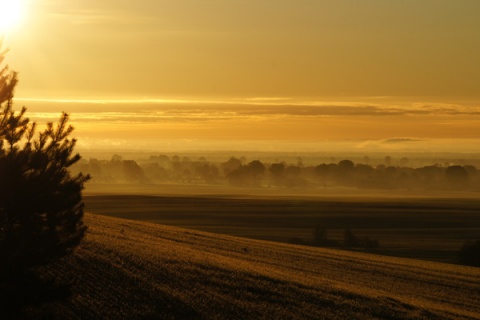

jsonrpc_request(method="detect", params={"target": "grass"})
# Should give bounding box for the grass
[14,213,480,319]
[84,194,480,264]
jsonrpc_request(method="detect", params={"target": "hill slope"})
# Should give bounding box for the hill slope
[30,214,480,319]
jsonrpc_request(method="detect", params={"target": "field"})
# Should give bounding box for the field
[84,194,480,264]
[19,214,480,319]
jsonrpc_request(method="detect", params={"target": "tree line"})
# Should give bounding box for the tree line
[72,155,479,191]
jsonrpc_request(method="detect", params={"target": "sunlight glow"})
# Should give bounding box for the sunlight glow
[0,0,24,33]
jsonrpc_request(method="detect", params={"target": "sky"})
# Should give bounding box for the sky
[2,0,480,153]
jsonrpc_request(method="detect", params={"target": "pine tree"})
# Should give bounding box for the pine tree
[0,46,89,276]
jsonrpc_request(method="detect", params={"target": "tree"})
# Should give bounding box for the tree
[336,159,355,185]
[338,159,354,169]
[247,160,265,178]
[269,162,285,186]
[123,159,146,183]
[0,47,89,276]
[226,160,265,187]
[221,156,242,176]
[445,165,469,189]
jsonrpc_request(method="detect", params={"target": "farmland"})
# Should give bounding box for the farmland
[84,194,480,264]
[16,214,480,319]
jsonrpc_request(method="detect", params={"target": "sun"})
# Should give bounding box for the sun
[0,0,24,33]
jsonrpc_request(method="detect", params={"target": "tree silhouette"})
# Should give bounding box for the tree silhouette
[123,159,146,183]
[221,157,242,176]
[445,165,469,189]
[0,47,89,276]
[226,160,265,187]
[247,160,265,178]
[336,159,355,185]
[269,162,285,186]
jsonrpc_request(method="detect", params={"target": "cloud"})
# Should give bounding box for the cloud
[18,97,480,124]
[40,0,159,27]
[356,138,424,150]
[381,138,423,144]
[48,10,154,26]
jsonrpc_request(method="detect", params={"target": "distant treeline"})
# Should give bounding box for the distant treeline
[71,154,479,191]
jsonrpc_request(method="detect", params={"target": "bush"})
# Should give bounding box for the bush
[312,227,338,247]
[457,240,480,267]
[343,229,379,249]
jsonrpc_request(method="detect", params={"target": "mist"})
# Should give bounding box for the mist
[72,151,480,197]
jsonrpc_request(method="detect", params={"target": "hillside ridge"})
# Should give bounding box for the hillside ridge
[29,213,480,319]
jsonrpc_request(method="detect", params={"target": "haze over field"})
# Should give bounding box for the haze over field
[3,0,480,153]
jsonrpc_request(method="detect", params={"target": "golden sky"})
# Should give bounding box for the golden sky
[3,0,480,152]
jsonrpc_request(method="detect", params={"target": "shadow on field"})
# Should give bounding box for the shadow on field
[0,268,204,319]
[0,272,72,318]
